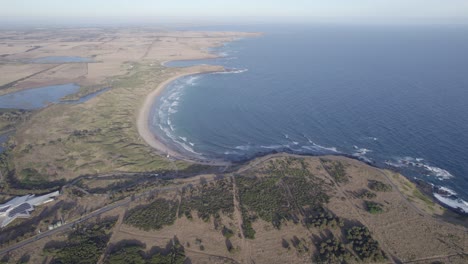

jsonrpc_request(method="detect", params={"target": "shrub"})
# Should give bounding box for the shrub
[365,201,384,214]
[368,180,392,192]
[358,189,377,199]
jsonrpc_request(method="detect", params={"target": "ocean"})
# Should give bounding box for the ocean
[151,25,468,212]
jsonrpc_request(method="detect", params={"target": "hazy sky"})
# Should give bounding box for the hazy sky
[2,0,468,24]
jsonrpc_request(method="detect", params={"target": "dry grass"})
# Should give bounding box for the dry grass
[1,28,256,183]
[2,155,466,264]
[10,63,194,180]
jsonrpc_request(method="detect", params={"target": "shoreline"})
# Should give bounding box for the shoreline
[136,68,231,166]
[137,36,468,217]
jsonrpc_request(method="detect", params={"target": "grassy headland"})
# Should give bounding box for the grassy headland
[4,63,222,185]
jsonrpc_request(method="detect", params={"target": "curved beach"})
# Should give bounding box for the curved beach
[137,65,230,165]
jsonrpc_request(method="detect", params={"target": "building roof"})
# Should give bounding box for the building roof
[0,191,60,228]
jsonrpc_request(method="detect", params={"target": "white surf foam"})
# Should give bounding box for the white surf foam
[385,157,454,180]
[213,68,248,75]
[438,186,458,196]
[261,144,289,149]
[187,75,200,83]
[235,145,251,151]
[422,165,454,180]
[302,143,339,153]
[433,193,468,214]
[353,147,372,155]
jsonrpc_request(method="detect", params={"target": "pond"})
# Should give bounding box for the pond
[30,56,94,63]
[0,83,81,109]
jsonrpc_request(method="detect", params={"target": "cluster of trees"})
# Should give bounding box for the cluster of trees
[44,217,117,264]
[283,176,329,209]
[178,179,234,222]
[105,238,186,264]
[321,159,349,183]
[312,225,387,263]
[365,201,384,214]
[347,226,386,262]
[305,209,344,229]
[124,198,177,231]
[237,176,287,232]
[368,180,392,192]
[357,189,377,199]
[315,237,353,264]
[236,158,329,239]
[237,159,330,238]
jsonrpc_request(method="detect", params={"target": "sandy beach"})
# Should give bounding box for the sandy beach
[136,65,231,165]
[3,28,257,178]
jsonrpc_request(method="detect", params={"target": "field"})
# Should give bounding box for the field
[0,28,256,186]
[2,155,466,264]
[0,28,466,264]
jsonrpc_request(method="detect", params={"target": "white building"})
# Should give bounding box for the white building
[0,191,60,228]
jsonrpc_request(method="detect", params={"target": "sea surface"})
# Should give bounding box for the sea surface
[151,25,468,212]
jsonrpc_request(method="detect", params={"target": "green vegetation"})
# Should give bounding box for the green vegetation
[44,217,117,264]
[105,238,186,264]
[241,207,256,239]
[357,189,377,199]
[237,176,288,229]
[124,198,177,231]
[237,158,329,238]
[315,237,353,264]
[304,208,344,229]
[290,236,309,254]
[412,188,435,207]
[9,64,202,181]
[368,180,392,192]
[321,159,348,183]
[0,109,31,132]
[365,201,384,214]
[222,226,235,239]
[178,178,234,222]
[62,85,108,101]
[347,226,386,262]
[106,244,146,264]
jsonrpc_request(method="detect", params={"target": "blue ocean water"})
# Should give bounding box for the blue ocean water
[152,25,468,210]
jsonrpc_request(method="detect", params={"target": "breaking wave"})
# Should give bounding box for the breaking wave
[212,68,248,75]
[153,75,204,157]
[384,157,454,180]
[433,186,468,214]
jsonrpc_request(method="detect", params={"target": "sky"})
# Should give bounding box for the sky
[1,0,468,25]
